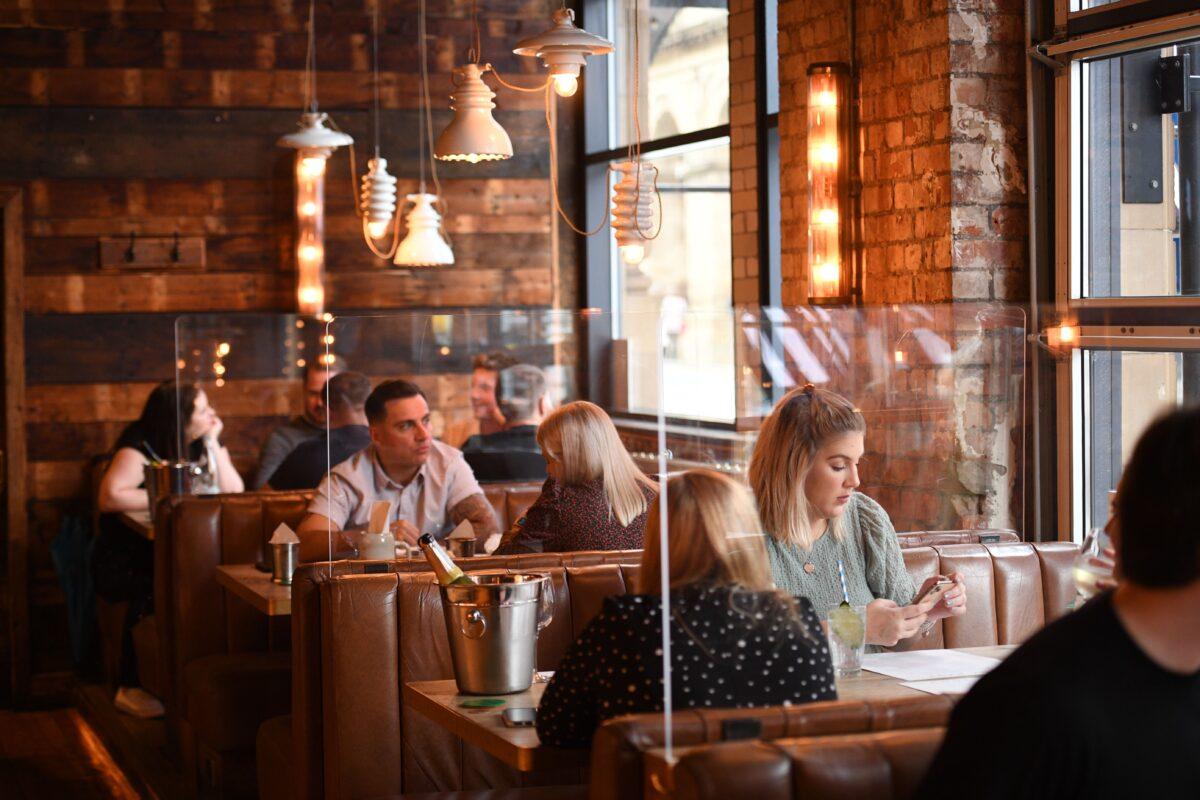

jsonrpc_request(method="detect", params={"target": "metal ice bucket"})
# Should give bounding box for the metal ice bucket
[439,573,546,695]
[143,461,203,514]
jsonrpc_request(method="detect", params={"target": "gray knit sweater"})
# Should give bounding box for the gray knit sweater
[765,493,916,622]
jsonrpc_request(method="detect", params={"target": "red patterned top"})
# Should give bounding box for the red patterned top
[495,476,657,554]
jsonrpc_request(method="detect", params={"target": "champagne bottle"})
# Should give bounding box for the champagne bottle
[418,533,477,586]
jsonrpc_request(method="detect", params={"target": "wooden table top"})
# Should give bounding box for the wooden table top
[119,510,154,540]
[640,644,1016,798]
[215,564,292,616]
[403,680,588,774]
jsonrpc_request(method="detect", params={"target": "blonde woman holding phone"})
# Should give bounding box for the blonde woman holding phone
[536,469,836,747]
[493,401,656,554]
[748,384,968,649]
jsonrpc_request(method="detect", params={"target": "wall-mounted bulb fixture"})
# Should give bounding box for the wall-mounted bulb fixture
[435,64,513,163]
[806,62,851,304]
[394,194,455,267]
[513,7,613,98]
[278,112,353,316]
[611,160,657,266]
[361,157,398,240]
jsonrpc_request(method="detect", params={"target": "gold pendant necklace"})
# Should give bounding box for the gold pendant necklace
[803,562,815,574]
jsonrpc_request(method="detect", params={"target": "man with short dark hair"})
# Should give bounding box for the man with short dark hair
[470,351,519,438]
[252,357,347,488]
[919,406,1200,798]
[461,364,551,482]
[296,379,499,562]
[266,371,372,491]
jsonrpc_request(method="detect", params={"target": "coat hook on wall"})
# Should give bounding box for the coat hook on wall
[124,231,137,263]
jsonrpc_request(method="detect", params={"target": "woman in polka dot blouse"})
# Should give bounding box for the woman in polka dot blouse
[536,469,836,748]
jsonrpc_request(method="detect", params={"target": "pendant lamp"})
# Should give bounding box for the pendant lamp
[435,63,513,163]
[395,194,455,266]
[611,160,656,265]
[513,7,613,98]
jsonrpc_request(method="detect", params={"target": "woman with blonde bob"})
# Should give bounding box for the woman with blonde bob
[536,469,836,747]
[494,401,657,553]
[748,384,968,648]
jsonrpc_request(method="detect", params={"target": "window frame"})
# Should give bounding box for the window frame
[1048,0,1200,540]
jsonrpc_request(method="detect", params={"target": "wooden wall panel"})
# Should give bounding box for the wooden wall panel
[2,0,581,693]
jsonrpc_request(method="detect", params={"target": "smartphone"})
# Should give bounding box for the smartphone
[501,707,537,728]
[914,578,954,605]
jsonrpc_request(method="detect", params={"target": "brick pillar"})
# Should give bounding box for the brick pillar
[729,0,761,305]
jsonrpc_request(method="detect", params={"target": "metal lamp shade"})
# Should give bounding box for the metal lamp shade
[394,194,455,267]
[435,64,513,163]
[278,111,353,150]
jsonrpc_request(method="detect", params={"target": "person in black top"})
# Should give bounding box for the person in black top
[94,381,243,718]
[919,406,1200,799]
[461,363,550,482]
[537,469,836,747]
[268,371,372,490]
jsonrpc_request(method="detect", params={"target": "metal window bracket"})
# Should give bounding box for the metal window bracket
[1157,53,1199,115]
[1026,44,1066,72]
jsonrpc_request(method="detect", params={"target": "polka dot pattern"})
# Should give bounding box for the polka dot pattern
[536,584,838,747]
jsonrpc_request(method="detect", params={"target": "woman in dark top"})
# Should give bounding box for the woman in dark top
[94,381,242,717]
[493,401,656,554]
[536,469,837,747]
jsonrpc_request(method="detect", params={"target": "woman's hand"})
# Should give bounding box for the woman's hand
[205,413,224,444]
[939,572,968,618]
[866,598,929,647]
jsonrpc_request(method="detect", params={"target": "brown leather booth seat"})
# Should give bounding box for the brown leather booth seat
[266,549,642,800]
[672,728,946,800]
[151,481,542,794]
[590,695,953,800]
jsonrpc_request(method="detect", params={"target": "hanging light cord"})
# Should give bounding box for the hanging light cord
[419,0,451,246]
[304,0,318,113]
[546,81,610,236]
[627,0,662,240]
[371,0,381,160]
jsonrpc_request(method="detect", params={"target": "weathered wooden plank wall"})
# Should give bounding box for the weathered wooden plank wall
[0,0,580,694]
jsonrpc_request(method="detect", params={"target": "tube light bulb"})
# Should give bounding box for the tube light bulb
[1058,324,1077,344]
[299,201,317,217]
[814,90,837,108]
[298,286,323,306]
[552,73,578,97]
[298,243,322,262]
[814,261,840,284]
[814,208,839,225]
[298,156,326,178]
[620,243,645,265]
[811,144,839,166]
[367,220,390,239]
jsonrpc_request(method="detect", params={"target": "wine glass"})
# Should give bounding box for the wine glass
[532,576,556,684]
[1072,528,1113,608]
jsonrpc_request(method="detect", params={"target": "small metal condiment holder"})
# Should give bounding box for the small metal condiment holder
[144,461,204,513]
[270,542,299,585]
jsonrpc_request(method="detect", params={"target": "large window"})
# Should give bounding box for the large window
[1053,7,1200,540]
[584,0,733,422]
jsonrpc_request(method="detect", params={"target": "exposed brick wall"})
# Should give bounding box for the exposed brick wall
[728,0,759,304]
[776,0,1029,533]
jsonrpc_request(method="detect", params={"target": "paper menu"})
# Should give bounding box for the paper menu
[368,501,392,534]
[899,676,981,696]
[860,650,1001,682]
[268,522,299,545]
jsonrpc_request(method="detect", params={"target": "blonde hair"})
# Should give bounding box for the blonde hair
[536,401,656,527]
[747,384,866,549]
[639,469,774,594]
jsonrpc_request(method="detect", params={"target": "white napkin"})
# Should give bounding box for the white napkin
[268,522,300,545]
[448,519,475,540]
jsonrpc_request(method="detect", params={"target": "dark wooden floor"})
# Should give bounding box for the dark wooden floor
[0,707,140,799]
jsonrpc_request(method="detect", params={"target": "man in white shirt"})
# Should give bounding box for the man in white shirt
[296,379,498,562]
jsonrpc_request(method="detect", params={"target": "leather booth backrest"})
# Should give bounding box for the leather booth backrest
[591,695,952,800]
[290,550,642,800]
[894,528,1018,548]
[154,490,312,737]
[672,728,946,800]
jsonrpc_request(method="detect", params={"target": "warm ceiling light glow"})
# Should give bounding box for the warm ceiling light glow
[321,312,334,323]
[216,342,231,357]
[814,89,838,108]
[296,358,307,367]
[620,243,645,265]
[367,220,390,239]
[298,244,322,262]
[212,362,226,376]
[814,261,840,284]
[894,350,906,364]
[552,73,579,97]
[298,156,327,179]
[322,334,335,345]
[318,353,336,366]
[214,378,225,387]
[811,143,839,165]
[298,285,323,306]
[814,208,839,225]
[299,201,317,217]
[360,157,397,241]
